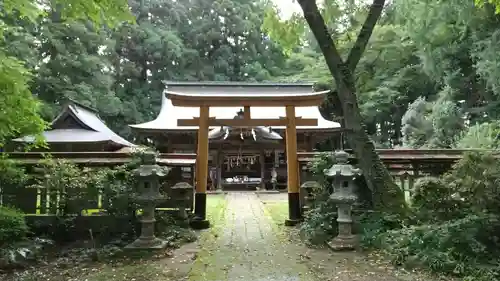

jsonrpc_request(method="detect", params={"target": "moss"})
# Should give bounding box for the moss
[188,194,228,281]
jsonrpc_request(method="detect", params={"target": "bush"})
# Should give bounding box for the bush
[360,151,500,280]
[28,159,139,242]
[299,195,338,246]
[443,152,500,216]
[0,206,29,246]
[377,215,500,280]
[411,177,462,222]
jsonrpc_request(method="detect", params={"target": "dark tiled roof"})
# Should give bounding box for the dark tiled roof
[14,102,134,148]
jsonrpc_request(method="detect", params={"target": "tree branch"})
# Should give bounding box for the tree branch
[346,0,386,72]
[297,0,345,83]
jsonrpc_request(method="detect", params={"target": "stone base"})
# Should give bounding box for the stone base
[207,190,226,194]
[284,218,302,226]
[125,237,168,250]
[327,235,358,251]
[190,218,210,229]
[255,189,280,194]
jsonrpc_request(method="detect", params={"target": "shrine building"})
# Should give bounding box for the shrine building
[130,81,343,192]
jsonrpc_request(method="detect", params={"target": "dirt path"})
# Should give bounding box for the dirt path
[188,192,448,281]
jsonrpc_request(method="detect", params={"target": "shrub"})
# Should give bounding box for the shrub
[360,151,500,280]
[377,214,500,280]
[299,195,338,246]
[411,177,463,222]
[443,152,500,217]
[0,206,29,245]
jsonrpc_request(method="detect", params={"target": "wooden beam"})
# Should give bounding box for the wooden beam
[243,106,251,120]
[178,117,318,127]
[166,90,329,107]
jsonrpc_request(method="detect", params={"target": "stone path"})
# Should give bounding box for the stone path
[220,192,314,281]
[189,192,448,281]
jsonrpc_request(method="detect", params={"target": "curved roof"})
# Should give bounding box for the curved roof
[130,82,341,131]
[14,102,134,148]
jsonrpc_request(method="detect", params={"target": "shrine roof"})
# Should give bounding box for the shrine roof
[163,81,328,107]
[13,100,134,148]
[129,81,341,131]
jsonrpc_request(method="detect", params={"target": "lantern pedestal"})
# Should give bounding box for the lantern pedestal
[327,233,358,251]
[125,236,168,250]
[170,182,193,227]
[125,200,168,250]
[327,201,358,251]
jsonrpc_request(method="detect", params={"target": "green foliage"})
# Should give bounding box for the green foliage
[0,206,29,246]
[0,0,132,147]
[299,195,338,246]
[401,94,463,148]
[300,153,338,245]
[443,152,500,216]
[378,215,500,280]
[362,152,500,280]
[411,177,461,223]
[306,152,335,186]
[0,53,47,148]
[0,157,28,189]
[29,159,91,215]
[262,4,305,55]
[454,121,500,149]
[401,97,432,148]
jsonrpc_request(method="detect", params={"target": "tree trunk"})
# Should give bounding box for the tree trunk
[338,83,406,213]
[297,0,407,214]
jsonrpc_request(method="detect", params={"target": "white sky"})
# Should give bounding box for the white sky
[273,0,303,19]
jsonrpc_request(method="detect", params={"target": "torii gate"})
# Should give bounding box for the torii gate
[166,89,329,229]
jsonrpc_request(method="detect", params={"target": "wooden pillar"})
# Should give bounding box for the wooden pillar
[285,105,301,225]
[260,149,266,190]
[191,105,210,229]
[217,148,223,191]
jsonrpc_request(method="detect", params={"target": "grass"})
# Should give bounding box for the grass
[261,200,292,242]
[262,200,289,226]
[188,194,228,281]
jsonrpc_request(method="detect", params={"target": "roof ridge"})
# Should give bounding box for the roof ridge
[162,80,315,87]
[64,98,99,114]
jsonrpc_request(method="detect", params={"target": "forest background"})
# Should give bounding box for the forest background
[2,0,500,150]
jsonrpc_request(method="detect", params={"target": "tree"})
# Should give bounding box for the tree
[266,0,407,213]
[0,0,132,147]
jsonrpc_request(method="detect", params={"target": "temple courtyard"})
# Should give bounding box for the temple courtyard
[1,192,457,281]
[74,192,453,281]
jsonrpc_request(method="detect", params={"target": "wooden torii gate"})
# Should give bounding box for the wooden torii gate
[166,89,329,229]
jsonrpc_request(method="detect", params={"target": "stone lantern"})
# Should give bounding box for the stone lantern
[324,150,361,251]
[170,182,193,223]
[125,151,170,250]
[300,181,320,212]
[270,167,278,190]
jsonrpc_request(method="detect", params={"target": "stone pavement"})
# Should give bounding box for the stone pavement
[189,192,446,281]
[189,192,315,281]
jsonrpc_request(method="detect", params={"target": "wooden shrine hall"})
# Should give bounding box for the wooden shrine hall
[130,81,342,228]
